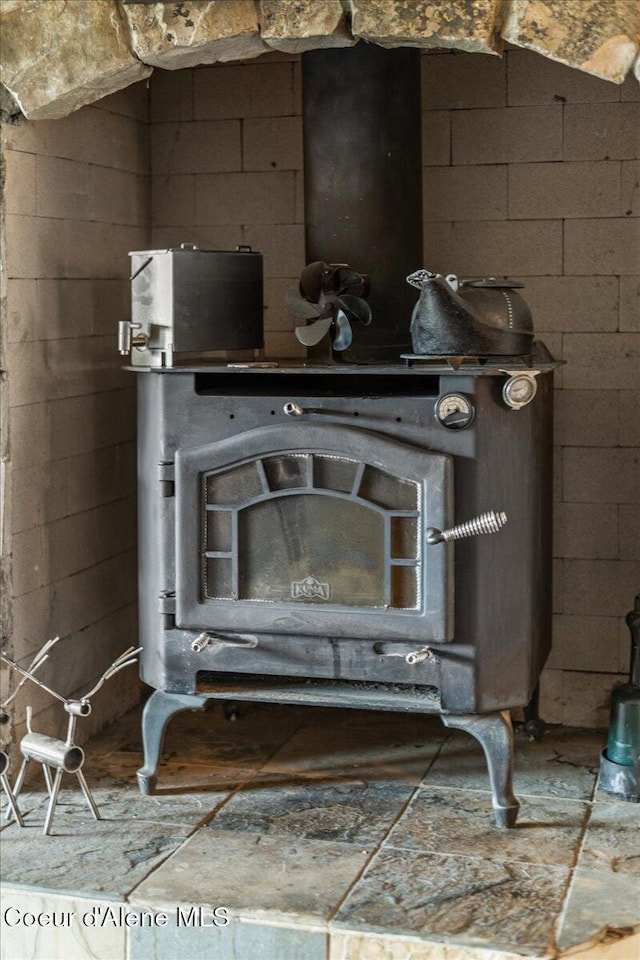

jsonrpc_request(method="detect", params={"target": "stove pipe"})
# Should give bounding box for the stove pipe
[302,44,423,362]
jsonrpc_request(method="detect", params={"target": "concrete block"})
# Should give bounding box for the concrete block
[621,73,640,102]
[264,331,306,359]
[523,276,618,333]
[507,48,621,106]
[553,445,562,502]
[421,52,506,109]
[509,161,621,220]
[621,160,640,217]
[538,668,563,725]
[243,224,305,277]
[563,559,640,617]
[561,671,625,729]
[6,279,38,343]
[264,278,297,332]
[5,215,65,279]
[36,154,93,220]
[564,102,640,161]
[62,221,145,280]
[422,165,507,221]
[46,496,136,584]
[620,390,640,447]
[150,224,244,252]
[554,389,619,447]
[46,388,136,462]
[294,170,305,224]
[11,526,47,598]
[91,168,150,227]
[452,105,562,164]
[194,63,294,119]
[422,222,453,275]
[196,171,295,225]
[421,110,450,166]
[619,505,640,560]
[548,614,621,672]
[63,442,137,518]
[4,149,36,216]
[442,220,562,276]
[553,557,563,614]
[293,59,302,115]
[554,502,618,560]
[151,175,196,227]
[11,461,70,534]
[243,116,303,171]
[94,78,149,122]
[151,120,241,175]
[151,67,194,122]
[563,447,639,504]
[619,277,640,332]
[8,402,47,469]
[563,332,640,390]
[564,219,640,277]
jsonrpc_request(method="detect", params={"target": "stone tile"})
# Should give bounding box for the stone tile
[619,277,640,332]
[132,829,369,923]
[620,391,640,446]
[548,615,621,672]
[329,929,453,960]
[619,505,640,560]
[563,560,640,617]
[423,727,601,800]
[0,817,193,898]
[452,105,562,164]
[422,165,507,221]
[421,111,450,166]
[4,149,36,216]
[563,447,639,502]
[260,719,445,785]
[564,103,640,161]
[194,63,294,120]
[421,53,506,110]
[507,47,621,106]
[564,220,640,277]
[151,120,241,175]
[580,801,640,876]
[129,916,327,960]
[334,848,569,955]
[195,171,295,225]
[554,502,619,561]
[554,390,619,447]
[443,220,562,276]
[386,788,586,867]
[557,866,640,953]
[0,889,126,960]
[243,116,303,171]
[621,161,640,217]
[210,777,414,847]
[523,277,619,333]
[508,162,621,220]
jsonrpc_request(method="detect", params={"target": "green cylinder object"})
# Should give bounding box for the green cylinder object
[606,685,640,766]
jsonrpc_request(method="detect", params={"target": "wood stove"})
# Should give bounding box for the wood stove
[124,44,559,828]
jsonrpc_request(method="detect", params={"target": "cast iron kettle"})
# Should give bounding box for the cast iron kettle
[407,269,534,357]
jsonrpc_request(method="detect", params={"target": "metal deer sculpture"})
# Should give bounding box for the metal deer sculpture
[0,636,63,827]
[0,646,140,835]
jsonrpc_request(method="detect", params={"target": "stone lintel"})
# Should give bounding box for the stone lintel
[121,0,268,70]
[0,0,151,120]
[349,0,505,56]
[501,0,640,84]
[259,0,355,53]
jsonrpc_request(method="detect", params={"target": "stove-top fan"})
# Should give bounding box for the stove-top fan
[287,261,372,352]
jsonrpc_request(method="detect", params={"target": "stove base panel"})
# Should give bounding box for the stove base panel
[136,688,520,828]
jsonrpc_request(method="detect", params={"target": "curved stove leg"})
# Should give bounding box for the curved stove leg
[441,710,520,828]
[137,691,207,795]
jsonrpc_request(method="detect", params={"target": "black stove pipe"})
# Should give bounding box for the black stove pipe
[302,43,423,363]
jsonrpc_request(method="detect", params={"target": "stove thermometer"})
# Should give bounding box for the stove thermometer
[435,393,475,430]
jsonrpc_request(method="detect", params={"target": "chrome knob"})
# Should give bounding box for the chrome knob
[283,402,304,416]
[426,510,508,545]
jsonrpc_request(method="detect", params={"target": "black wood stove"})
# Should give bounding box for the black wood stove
[121,45,559,828]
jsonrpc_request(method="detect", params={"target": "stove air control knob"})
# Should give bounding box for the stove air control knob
[435,393,475,430]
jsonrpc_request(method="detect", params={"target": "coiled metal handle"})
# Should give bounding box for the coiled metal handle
[426,510,507,545]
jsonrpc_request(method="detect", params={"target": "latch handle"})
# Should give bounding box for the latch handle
[426,510,507,545]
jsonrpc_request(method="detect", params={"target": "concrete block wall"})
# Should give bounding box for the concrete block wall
[421,48,640,728]
[149,55,306,359]
[0,82,149,743]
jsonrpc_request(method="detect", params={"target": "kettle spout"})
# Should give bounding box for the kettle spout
[408,270,486,356]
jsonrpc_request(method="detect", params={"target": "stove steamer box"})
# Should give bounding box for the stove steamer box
[130,354,560,826]
[120,244,263,368]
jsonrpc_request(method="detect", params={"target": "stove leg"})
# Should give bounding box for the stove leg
[441,710,520,828]
[137,691,207,795]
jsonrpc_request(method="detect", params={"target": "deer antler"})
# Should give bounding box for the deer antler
[77,647,142,702]
[0,654,66,705]
[1,637,62,709]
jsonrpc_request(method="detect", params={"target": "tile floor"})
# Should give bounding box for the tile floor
[0,701,638,960]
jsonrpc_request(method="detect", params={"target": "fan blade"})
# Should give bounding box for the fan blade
[300,261,327,301]
[332,310,353,351]
[284,286,323,321]
[333,266,365,297]
[295,316,333,346]
[337,294,372,327]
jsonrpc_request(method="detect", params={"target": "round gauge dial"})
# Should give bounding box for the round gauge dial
[435,393,475,430]
[502,374,537,410]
